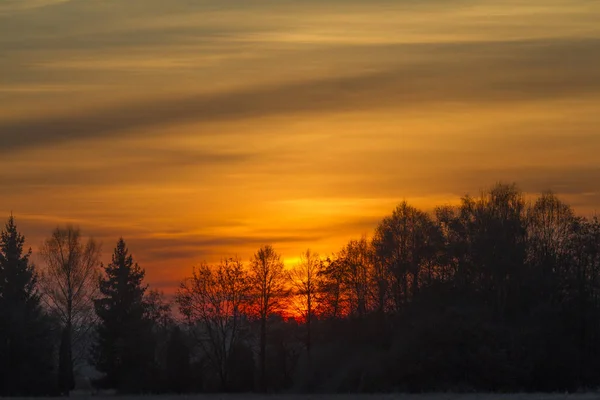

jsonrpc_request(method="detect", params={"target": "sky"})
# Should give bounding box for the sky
[1,0,600,291]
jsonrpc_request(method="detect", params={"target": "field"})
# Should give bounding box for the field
[15,394,600,400]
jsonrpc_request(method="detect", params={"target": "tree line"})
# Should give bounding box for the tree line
[1,182,600,395]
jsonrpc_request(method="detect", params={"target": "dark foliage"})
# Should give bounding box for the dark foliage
[290,184,600,393]
[0,216,58,396]
[92,238,154,393]
[164,326,192,393]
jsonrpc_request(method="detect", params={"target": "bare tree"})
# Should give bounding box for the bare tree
[528,191,575,266]
[38,226,101,391]
[249,245,288,392]
[457,183,528,317]
[318,255,347,319]
[288,249,322,355]
[338,237,372,317]
[145,289,174,332]
[177,257,250,390]
[373,201,438,311]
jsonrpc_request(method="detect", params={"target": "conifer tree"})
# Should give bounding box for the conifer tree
[92,238,153,393]
[0,216,56,396]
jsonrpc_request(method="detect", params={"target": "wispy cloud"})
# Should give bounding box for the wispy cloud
[3,38,600,155]
[0,0,71,15]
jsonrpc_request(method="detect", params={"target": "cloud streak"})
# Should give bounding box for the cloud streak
[2,38,600,155]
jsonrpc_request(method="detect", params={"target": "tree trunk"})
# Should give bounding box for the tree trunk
[260,315,267,392]
[58,325,74,396]
[306,296,311,357]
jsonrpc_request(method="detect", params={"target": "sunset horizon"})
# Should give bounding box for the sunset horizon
[3,182,597,294]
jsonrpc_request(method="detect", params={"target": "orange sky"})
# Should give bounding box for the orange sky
[1,0,600,292]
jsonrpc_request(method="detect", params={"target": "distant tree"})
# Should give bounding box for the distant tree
[144,289,175,392]
[460,183,528,318]
[177,257,251,390]
[434,205,465,285]
[565,216,600,385]
[92,238,153,393]
[249,245,288,392]
[527,192,575,301]
[0,216,57,396]
[318,255,346,319]
[145,289,174,332]
[228,339,256,392]
[338,237,372,317]
[165,326,192,393]
[372,201,439,310]
[39,225,101,395]
[288,249,322,355]
[528,192,575,261]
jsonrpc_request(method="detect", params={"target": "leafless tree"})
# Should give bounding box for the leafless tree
[317,255,344,318]
[248,244,288,392]
[39,226,101,373]
[177,257,250,390]
[528,191,575,265]
[373,201,438,311]
[145,289,174,332]
[288,249,322,355]
[337,237,372,317]
[527,191,576,304]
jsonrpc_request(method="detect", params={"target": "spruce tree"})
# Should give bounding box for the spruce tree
[0,216,56,396]
[92,238,153,393]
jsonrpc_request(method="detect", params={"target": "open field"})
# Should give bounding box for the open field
[13,394,600,400]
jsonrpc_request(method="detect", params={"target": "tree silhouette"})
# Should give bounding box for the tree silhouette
[144,289,175,392]
[318,256,347,319]
[177,257,251,390]
[0,216,56,396]
[4,181,600,394]
[373,201,439,311]
[92,238,152,392]
[337,237,372,317]
[165,326,191,393]
[249,245,288,392]
[287,249,322,355]
[463,184,528,318]
[39,225,101,393]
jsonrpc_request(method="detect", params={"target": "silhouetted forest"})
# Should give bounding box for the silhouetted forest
[2,183,600,395]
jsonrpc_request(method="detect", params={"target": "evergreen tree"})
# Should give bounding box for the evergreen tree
[0,216,57,396]
[92,238,153,393]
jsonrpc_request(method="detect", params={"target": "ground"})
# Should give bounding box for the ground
[18,394,600,400]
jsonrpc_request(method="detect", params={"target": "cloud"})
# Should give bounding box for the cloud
[0,0,71,15]
[456,166,600,198]
[366,165,600,211]
[128,234,325,262]
[0,148,256,191]
[2,38,600,155]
